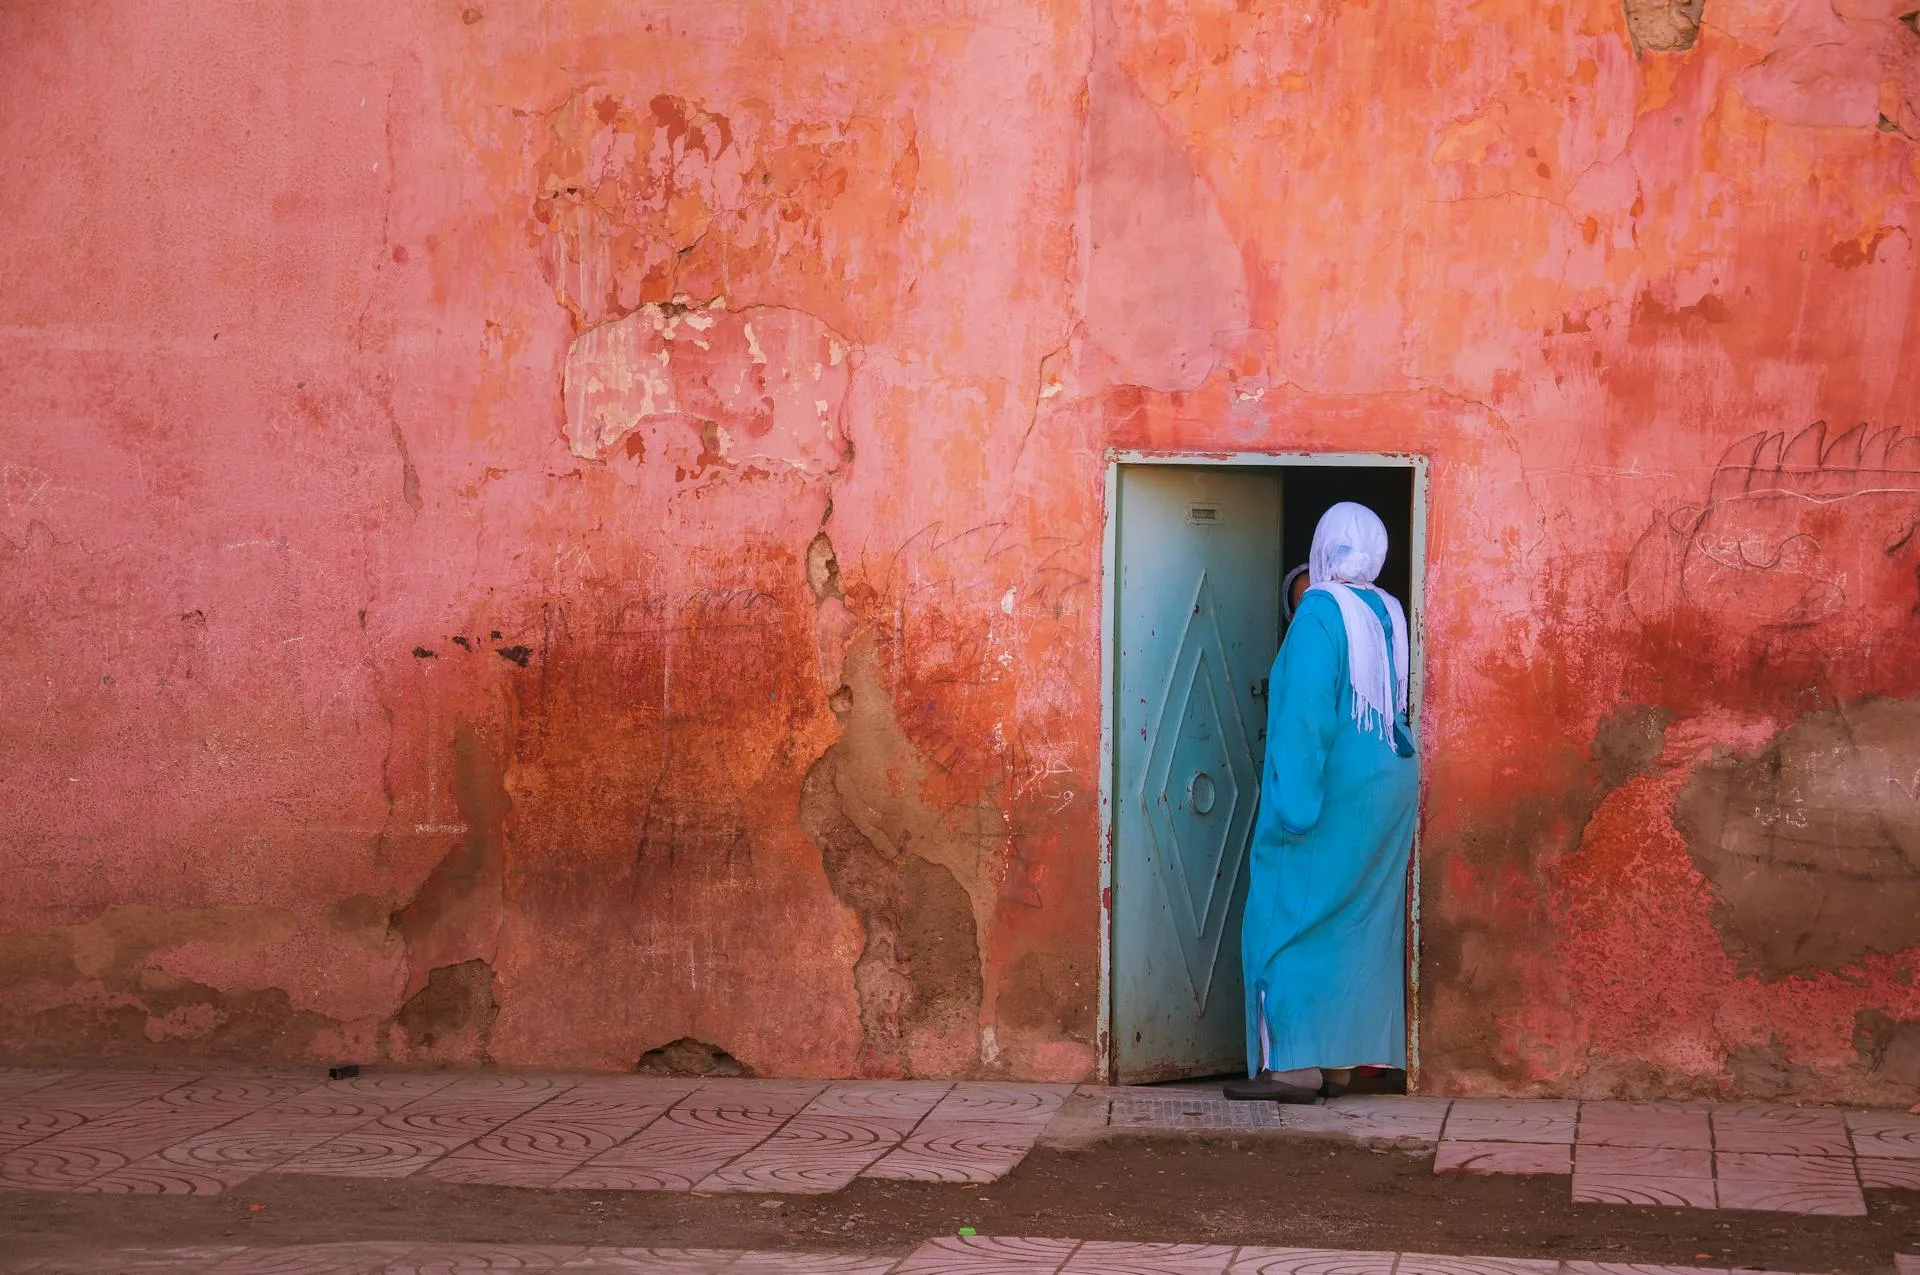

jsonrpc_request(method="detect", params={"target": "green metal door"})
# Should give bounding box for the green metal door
[1113,466,1281,1082]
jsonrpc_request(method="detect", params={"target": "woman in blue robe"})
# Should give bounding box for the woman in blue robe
[1226,502,1418,1103]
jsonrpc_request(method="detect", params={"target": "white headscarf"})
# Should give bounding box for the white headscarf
[1306,502,1409,743]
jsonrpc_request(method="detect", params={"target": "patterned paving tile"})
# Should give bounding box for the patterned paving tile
[237,1092,405,1125]
[1710,1151,1864,1214]
[556,1250,741,1273]
[1060,1241,1235,1272]
[558,1111,778,1190]
[0,1074,200,1152]
[385,1243,586,1273]
[18,1248,903,1275]
[1712,1175,1866,1215]
[1581,1100,1713,1115]
[556,1162,737,1192]
[1570,1173,1716,1208]
[1441,1099,1579,1120]
[1574,1145,1710,1177]
[395,1093,566,1126]
[695,1147,886,1194]
[50,1100,234,1147]
[1847,1109,1920,1159]
[1224,1252,1396,1275]
[1708,1106,1849,1155]
[696,1109,928,1190]
[43,1071,204,1104]
[562,1075,705,1095]
[1439,1114,1574,1145]
[863,1120,1039,1183]
[767,1112,913,1149]
[156,1124,344,1172]
[536,1093,687,1124]
[1561,1265,1731,1275]
[0,1068,74,1098]
[74,1158,252,1195]
[0,1106,93,1154]
[266,1128,451,1178]
[925,1083,1072,1126]
[1441,1100,1576,1145]
[894,1236,1079,1273]
[725,1255,902,1273]
[426,1102,671,1188]
[1326,1097,1455,1116]
[586,1102,783,1149]
[1713,1151,1856,1184]
[1574,1105,1711,1150]
[804,1082,952,1122]
[0,1141,131,1190]
[1432,1141,1568,1176]
[0,1099,240,1190]
[1859,1156,1920,1188]
[1393,1258,1557,1275]
[12,1245,254,1272]
[432,1075,578,1100]
[158,1074,321,1115]
[271,1101,527,1179]
[681,1080,826,1115]
[324,1074,461,1105]
[1273,1105,1445,1143]
[204,1243,423,1273]
[558,1150,756,1191]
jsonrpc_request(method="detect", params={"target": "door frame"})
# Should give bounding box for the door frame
[1098,449,1431,1086]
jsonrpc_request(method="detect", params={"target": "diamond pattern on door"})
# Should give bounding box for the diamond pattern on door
[1137,571,1259,1009]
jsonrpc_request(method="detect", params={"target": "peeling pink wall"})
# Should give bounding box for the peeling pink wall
[2,0,1917,1100]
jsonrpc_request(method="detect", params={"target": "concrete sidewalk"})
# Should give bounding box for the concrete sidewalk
[5,1067,1919,1218]
[3,1068,1916,1274]
[6,1238,1919,1274]
[1074,1086,1920,1216]
[0,1069,1070,1196]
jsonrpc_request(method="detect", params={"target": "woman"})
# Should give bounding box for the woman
[1225,502,1418,1103]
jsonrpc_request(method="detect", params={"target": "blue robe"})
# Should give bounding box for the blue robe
[1243,587,1418,1075]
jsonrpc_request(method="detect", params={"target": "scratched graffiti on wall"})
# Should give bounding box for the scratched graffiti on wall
[1626,421,1920,631]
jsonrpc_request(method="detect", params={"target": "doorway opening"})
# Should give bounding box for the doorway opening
[1100,452,1426,1086]
[1282,467,1415,619]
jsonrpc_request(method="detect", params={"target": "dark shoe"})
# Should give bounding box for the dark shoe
[1222,1077,1320,1104]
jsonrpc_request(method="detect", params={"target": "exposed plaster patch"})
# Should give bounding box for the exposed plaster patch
[563,301,853,483]
[798,641,991,1076]
[0,905,334,1063]
[1725,1038,1821,1098]
[389,723,509,1013]
[390,958,497,1062]
[810,531,858,706]
[530,91,917,334]
[1853,1008,1920,1092]
[1624,0,1705,53]
[1675,698,1920,977]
